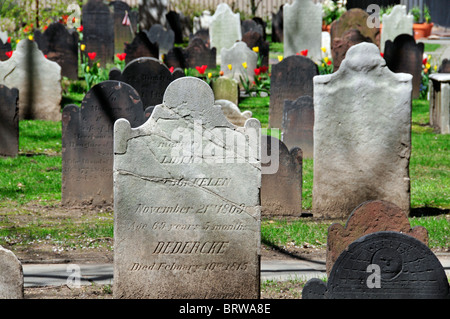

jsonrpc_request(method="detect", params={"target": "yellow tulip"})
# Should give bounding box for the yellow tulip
[434,65,438,71]
[322,63,325,67]
[86,66,90,72]
[324,57,329,63]
[277,55,283,62]
[321,47,327,53]
[208,72,212,78]
[16,39,20,44]
[80,44,86,51]
[426,63,431,69]
[242,62,247,69]
[28,35,33,41]
[252,46,259,53]
[97,62,101,68]
[227,64,232,70]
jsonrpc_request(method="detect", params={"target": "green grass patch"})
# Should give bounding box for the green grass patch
[19,120,62,155]
[239,95,270,128]
[410,215,450,248]
[424,43,441,52]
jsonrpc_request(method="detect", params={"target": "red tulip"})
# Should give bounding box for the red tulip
[116,53,126,61]
[77,25,83,32]
[422,58,427,65]
[44,54,47,59]
[259,66,268,73]
[300,49,308,56]
[195,65,207,74]
[87,52,97,60]
[254,68,261,76]
[7,36,11,43]
[169,66,174,73]
[327,60,332,66]
[5,51,13,58]
[380,52,384,58]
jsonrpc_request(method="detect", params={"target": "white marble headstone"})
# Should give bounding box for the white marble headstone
[380,5,413,53]
[220,41,258,84]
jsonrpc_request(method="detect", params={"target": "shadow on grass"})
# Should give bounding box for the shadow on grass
[261,239,326,265]
[410,207,450,217]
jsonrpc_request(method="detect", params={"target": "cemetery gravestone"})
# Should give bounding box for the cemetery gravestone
[82,0,114,67]
[62,81,146,206]
[241,19,264,38]
[282,95,314,158]
[438,59,450,73]
[252,17,267,41]
[429,73,450,134]
[313,42,412,219]
[166,10,190,44]
[34,22,79,80]
[242,30,269,67]
[380,5,413,54]
[0,85,19,157]
[269,55,318,129]
[271,6,283,43]
[212,77,239,106]
[193,10,213,34]
[303,231,450,299]
[209,3,242,65]
[221,41,258,84]
[384,34,424,99]
[283,0,322,62]
[146,24,174,59]
[184,37,216,69]
[116,57,175,110]
[0,246,23,299]
[113,76,261,299]
[326,200,429,275]
[163,47,186,70]
[190,29,210,48]
[111,1,138,55]
[261,135,302,216]
[0,38,12,62]
[0,39,61,121]
[330,8,379,72]
[124,31,159,64]
[214,99,252,127]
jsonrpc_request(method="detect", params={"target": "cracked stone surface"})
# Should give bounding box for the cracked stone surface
[113,76,261,299]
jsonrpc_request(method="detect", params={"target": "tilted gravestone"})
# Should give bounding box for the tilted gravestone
[283,0,322,62]
[325,200,429,275]
[221,41,258,84]
[62,81,146,206]
[184,36,216,69]
[384,34,425,99]
[113,76,261,299]
[261,135,302,217]
[146,24,174,59]
[82,0,114,67]
[34,22,79,80]
[124,31,159,64]
[0,246,23,299]
[0,39,61,121]
[269,55,318,129]
[282,95,314,158]
[313,43,412,219]
[303,231,450,299]
[380,5,413,54]
[330,8,379,72]
[209,3,241,65]
[110,1,138,55]
[114,57,175,110]
[0,85,19,157]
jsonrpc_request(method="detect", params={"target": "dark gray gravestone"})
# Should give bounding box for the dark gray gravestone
[61,81,145,206]
[184,37,216,69]
[0,85,19,157]
[190,29,210,48]
[166,10,190,44]
[261,135,302,217]
[124,31,159,64]
[117,57,175,109]
[271,6,283,43]
[242,30,269,67]
[0,39,12,62]
[331,28,373,72]
[34,22,79,79]
[269,55,318,129]
[384,34,424,99]
[145,24,174,57]
[303,231,450,299]
[438,58,450,73]
[241,19,264,38]
[163,46,186,69]
[252,17,267,41]
[110,1,138,54]
[82,0,114,67]
[282,96,314,158]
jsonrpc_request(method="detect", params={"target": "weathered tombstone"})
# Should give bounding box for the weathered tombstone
[429,73,450,134]
[163,46,186,70]
[212,77,239,105]
[380,5,413,53]
[0,39,12,62]
[438,58,450,73]
[271,6,283,43]
[209,3,241,64]
[261,135,302,217]
[82,0,114,67]
[124,31,159,64]
[326,200,429,275]
[313,43,412,219]
[0,39,61,121]
[241,30,269,67]
[330,8,379,72]
[185,37,216,69]
[190,29,210,48]
[221,41,258,84]
[166,10,190,44]
[115,57,175,109]
[138,0,167,31]
[34,22,79,79]
[146,24,174,59]
[384,34,424,99]
[0,85,19,157]
[282,96,314,158]
[214,99,252,127]
[193,10,213,34]
[0,246,23,299]
[303,231,450,299]
[269,55,318,129]
[241,19,264,38]
[283,0,322,62]
[113,76,261,299]
[62,81,146,206]
[252,17,267,41]
[111,1,138,54]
